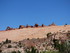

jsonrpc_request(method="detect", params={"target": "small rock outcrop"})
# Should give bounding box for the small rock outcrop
[19,25,25,29]
[41,24,46,27]
[6,26,14,30]
[34,24,39,27]
[26,24,31,28]
[49,23,56,26]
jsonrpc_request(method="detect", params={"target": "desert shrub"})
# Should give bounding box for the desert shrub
[11,50,21,53]
[18,42,21,45]
[6,39,9,43]
[5,39,11,44]
[25,46,39,53]
[8,40,11,43]
[67,31,70,38]
[19,45,22,48]
[11,51,16,53]
[43,44,45,47]
[47,32,51,36]
[18,42,22,48]
[46,32,52,38]
[40,51,59,53]
[53,40,70,53]
[17,50,21,53]
[53,39,59,49]
[0,43,1,45]
[37,38,39,40]
[3,41,6,44]
[8,45,12,48]
[0,50,2,53]
[14,46,17,48]
[27,38,30,40]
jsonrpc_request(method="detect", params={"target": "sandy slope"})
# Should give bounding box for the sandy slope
[0,25,70,42]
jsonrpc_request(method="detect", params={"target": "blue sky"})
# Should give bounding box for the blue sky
[0,0,70,30]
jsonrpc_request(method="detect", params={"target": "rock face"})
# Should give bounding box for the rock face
[0,25,70,42]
